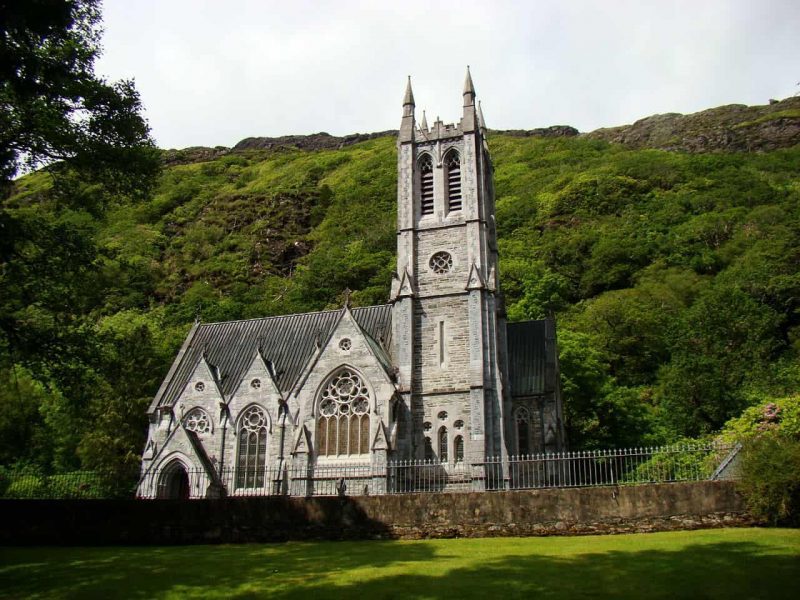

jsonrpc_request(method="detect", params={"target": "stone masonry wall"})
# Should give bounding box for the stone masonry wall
[413,296,471,393]
[1,481,753,546]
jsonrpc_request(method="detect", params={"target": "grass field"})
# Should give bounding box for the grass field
[1,528,799,599]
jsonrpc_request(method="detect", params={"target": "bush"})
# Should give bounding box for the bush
[737,434,800,526]
[720,395,800,443]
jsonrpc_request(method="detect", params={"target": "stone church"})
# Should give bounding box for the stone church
[138,70,564,498]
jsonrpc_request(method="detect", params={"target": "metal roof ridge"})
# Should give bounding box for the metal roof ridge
[199,303,392,327]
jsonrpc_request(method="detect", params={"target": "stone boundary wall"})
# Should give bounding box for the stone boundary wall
[0,481,753,546]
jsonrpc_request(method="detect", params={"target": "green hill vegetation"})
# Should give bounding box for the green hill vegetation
[2,99,800,474]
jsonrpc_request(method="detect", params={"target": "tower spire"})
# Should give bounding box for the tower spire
[463,66,476,107]
[399,76,416,142]
[403,76,415,113]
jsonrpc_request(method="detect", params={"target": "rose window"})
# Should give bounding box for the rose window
[429,251,453,274]
[184,408,211,433]
[250,379,261,389]
[317,369,371,457]
[339,338,352,351]
[194,382,205,392]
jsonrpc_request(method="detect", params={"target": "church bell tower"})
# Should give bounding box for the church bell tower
[391,69,511,463]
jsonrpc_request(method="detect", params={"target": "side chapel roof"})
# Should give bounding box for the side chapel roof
[152,304,392,410]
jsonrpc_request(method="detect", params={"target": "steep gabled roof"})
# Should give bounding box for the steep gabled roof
[506,319,555,397]
[152,305,392,410]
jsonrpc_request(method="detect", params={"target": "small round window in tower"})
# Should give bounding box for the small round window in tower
[339,338,352,351]
[438,411,448,421]
[423,421,432,432]
[429,251,453,274]
[454,419,464,430]
[194,382,205,392]
[250,378,261,389]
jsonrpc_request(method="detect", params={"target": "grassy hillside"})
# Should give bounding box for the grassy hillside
[2,104,800,472]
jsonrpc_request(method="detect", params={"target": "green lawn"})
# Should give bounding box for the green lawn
[1,528,799,599]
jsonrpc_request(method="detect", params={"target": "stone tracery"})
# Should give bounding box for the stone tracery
[236,405,269,489]
[183,407,211,433]
[317,369,371,457]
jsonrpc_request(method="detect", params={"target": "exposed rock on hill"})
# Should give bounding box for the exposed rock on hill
[234,130,397,152]
[492,125,579,138]
[162,97,799,166]
[584,96,800,152]
[162,146,230,166]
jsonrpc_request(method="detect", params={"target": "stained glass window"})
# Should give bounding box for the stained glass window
[316,369,371,457]
[236,406,268,489]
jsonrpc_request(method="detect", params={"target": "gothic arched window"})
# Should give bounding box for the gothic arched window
[445,150,462,212]
[236,406,268,489]
[454,435,464,463]
[419,154,434,215]
[438,426,448,462]
[515,406,532,456]
[317,369,371,457]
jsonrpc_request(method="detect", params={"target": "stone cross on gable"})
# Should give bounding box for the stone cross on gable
[342,287,352,308]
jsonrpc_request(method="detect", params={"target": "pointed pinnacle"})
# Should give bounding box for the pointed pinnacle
[403,76,415,106]
[420,110,428,130]
[463,66,475,96]
[478,100,486,129]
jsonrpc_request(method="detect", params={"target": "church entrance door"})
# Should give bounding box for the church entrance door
[157,461,190,499]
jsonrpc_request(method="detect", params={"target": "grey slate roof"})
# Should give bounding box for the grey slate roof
[153,305,393,409]
[507,319,552,397]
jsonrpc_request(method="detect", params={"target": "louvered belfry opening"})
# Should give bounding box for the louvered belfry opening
[446,151,462,212]
[419,154,434,215]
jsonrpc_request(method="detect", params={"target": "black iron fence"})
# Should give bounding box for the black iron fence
[483,443,739,490]
[1,442,739,500]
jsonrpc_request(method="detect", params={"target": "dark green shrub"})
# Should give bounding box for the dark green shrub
[737,434,800,526]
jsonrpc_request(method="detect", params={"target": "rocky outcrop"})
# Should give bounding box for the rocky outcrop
[234,130,397,152]
[584,96,800,152]
[163,97,799,163]
[492,125,579,138]
[162,146,231,166]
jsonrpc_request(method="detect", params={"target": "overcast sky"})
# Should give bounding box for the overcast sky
[95,0,800,149]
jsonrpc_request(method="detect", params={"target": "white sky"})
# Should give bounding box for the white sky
[96,0,800,149]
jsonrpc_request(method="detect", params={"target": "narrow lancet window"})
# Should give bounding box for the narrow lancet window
[424,437,434,461]
[236,406,268,489]
[438,320,445,366]
[445,151,462,212]
[454,435,464,463]
[419,154,434,215]
[438,426,448,462]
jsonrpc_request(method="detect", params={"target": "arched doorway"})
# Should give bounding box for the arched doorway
[157,461,190,499]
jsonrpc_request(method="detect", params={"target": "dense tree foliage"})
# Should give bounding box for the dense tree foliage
[4,131,799,472]
[0,0,159,475]
[0,0,159,194]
